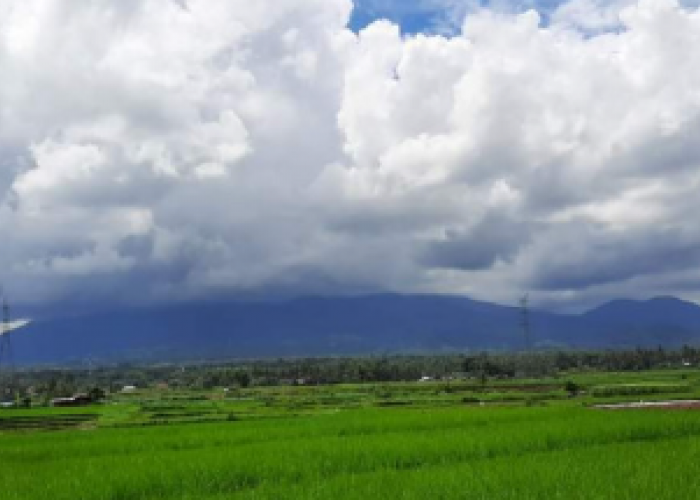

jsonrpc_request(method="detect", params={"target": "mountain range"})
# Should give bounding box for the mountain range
[7,294,700,365]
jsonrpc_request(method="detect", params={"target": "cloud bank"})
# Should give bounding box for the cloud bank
[2,0,700,311]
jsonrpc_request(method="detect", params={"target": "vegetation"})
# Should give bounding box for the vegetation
[1,349,700,498]
[2,403,700,499]
[5,345,700,399]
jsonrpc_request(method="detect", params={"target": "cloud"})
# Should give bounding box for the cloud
[422,212,533,270]
[524,221,700,290]
[2,0,700,311]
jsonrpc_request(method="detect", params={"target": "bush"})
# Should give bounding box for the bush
[564,381,581,397]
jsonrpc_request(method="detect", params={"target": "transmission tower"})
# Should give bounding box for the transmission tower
[520,293,531,352]
[0,290,15,402]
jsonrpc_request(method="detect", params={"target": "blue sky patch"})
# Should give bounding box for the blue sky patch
[348,0,566,34]
[349,1,450,34]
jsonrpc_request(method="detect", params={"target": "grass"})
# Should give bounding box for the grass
[1,369,700,499]
[2,404,700,499]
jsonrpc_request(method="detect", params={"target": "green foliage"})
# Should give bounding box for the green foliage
[590,383,691,397]
[88,387,106,402]
[8,345,700,397]
[564,380,581,396]
[3,348,700,498]
[233,370,252,388]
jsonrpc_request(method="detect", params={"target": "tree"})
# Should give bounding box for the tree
[88,387,106,403]
[233,370,251,388]
[564,380,580,397]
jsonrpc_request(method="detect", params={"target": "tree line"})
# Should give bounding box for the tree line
[1,345,698,402]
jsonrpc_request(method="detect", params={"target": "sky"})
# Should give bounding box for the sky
[2,0,700,313]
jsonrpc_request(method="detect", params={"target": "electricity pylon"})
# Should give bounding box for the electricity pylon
[520,293,531,352]
[0,290,16,402]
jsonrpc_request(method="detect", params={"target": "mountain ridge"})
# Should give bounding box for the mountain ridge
[8,293,700,365]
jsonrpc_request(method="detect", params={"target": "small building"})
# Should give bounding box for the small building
[51,394,93,407]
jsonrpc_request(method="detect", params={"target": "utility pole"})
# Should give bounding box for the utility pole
[520,293,531,352]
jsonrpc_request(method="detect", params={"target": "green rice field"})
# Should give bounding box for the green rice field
[1,370,700,499]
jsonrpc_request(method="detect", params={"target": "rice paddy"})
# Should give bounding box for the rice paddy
[1,369,700,499]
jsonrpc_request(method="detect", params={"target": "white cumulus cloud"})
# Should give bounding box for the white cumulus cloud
[1,0,700,311]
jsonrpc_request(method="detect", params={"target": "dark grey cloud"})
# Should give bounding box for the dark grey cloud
[527,223,700,290]
[117,233,155,260]
[422,214,532,270]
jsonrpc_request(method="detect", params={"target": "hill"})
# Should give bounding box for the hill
[8,294,700,365]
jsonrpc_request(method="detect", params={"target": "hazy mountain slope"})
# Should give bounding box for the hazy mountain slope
[8,294,700,365]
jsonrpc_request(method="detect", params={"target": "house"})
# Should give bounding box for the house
[51,394,93,407]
